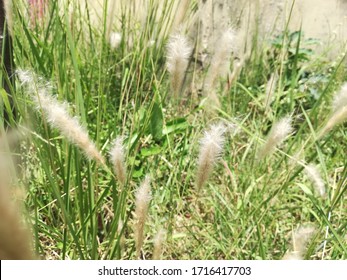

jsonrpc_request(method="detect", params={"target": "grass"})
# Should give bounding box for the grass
[0,0,346,260]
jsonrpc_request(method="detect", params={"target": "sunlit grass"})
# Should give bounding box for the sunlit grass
[0,0,346,260]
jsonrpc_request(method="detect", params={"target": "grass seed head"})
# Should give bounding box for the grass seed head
[17,69,105,165]
[134,175,151,258]
[333,83,347,111]
[257,116,293,160]
[304,164,326,198]
[283,225,316,260]
[204,28,235,91]
[196,122,226,190]
[152,228,166,260]
[166,34,193,98]
[109,136,127,185]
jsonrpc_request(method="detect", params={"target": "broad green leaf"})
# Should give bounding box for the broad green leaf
[150,101,163,141]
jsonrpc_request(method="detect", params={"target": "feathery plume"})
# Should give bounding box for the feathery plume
[257,116,293,160]
[109,32,122,50]
[332,83,347,111]
[109,137,127,185]
[196,122,226,190]
[17,70,105,165]
[152,229,166,260]
[166,34,193,98]
[283,225,316,260]
[319,105,347,137]
[0,153,34,260]
[319,83,347,137]
[204,29,235,92]
[228,58,244,87]
[3,0,14,37]
[304,164,326,198]
[134,175,151,259]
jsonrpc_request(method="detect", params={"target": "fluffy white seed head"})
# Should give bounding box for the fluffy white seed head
[134,175,151,258]
[152,228,166,260]
[304,164,326,198]
[319,83,347,137]
[109,32,122,49]
[319,105,347,137]
[196,122,226,190]
[166,34,192,97]
[257,116,293,160]
[215,29,236,77]
[109,137,127,185]
[333,83,347,111]
[17,69,105,165]
[283,225,316,260]
[204,29,235,92]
